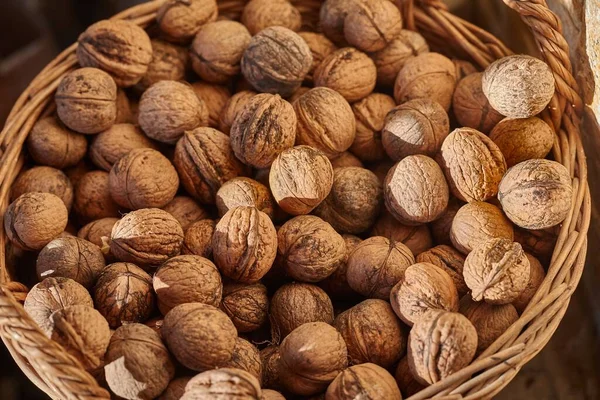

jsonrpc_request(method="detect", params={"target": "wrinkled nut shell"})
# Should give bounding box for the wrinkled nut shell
[489,117,555,167]
[513,253,546,313]
[319,0,364,45]
[452,72,504,134]
[350,93,395,162]
[136,39,188,92]
[221,282,269,333]
[220,90,257,134]
[430,198,463,246]
[90,123,158,171]
[395,357,426,397]
[27,117,87,169]
[330,152,364,170]
[241,0,302,35]
[182,219,216,258]
[162,196,209,231]
[343,0,403,52]
[216,177,274,219]
[159,377,191,400]
[260,346,282,391]
[371,30,429,86]
[182,368,261,400]
[156,0,218,42]
[77,217,119,251]
[298,32,337,82]
[11,166,74,211]
[416,245,467,297]
[370,212,433,256]
[319,234,362,298]
[74,171,120,222]
[191,82,232,128]
[326,363,402,400]
[459,297,519,352]
[222,338,263,384]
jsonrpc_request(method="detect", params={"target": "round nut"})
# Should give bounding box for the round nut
[319,234,362,299]
[326,363,402,400]
[191,82,232,128]
[136,39,188,92]
[219,90,257,134]
[395,357,426,397]
[221,282,269,333]
[430,198,462,246]
[297,32,337,82]
[182,219,216,258]
[216,177,274,219]
[222,338,263,384]
[513,253,546,313]
[162,196,209,231]
[330,152,364,169]
[77,217,119,252]
[158,377,191,400]
[319,0,364,45]
[73,171,120,222]
[182,368,261,400]
[489,117,555,167]
[26,117,87,168]
[350,93,396,162]
[262,389,286,400]
[11,166,74,211]
[371,30,429,86]
[452,72,504,134]
[90,123,158,171]
[343,0,403,52]
[370,212,433,255]
[416,245,467,297]
[241,0,302,35]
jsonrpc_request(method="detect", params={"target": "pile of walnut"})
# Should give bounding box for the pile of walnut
[5,0,570,399]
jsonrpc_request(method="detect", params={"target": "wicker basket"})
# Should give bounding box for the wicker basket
[0,0,590,399]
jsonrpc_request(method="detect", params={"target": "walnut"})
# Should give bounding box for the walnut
[156,0,218,42]
[231,93,297,168]
[430,198,463,246]
[223,338,263,384]
[293,87,355,158]
[56,68,117,134]
[453,72,504,134]
[104,324,174,400]
[450,201,514,254]
[499,159,572,229]
[394,357,425,397]
[162,302,237,371]
[489,117,555,167]
[439,127,507,202]
[191,82,232,128]
[334,299,405,368]
[182,219,216,258]
[371,30,429,86]
[314,167,382,234]
[136,39,188,92]
[262,389,286,400]
[65,160,93,190]
[343,0,403,52]
[5,193,68,251]
[182,368,261,400]
[394,52,457,111]
[370,211,433,255]
[260,345,282,390]
[408,310,477,385]
[74,171,120,221]
[269,146,334,215]
[482,55,555,118]
[221,282,269,332]
[77,20,152,87]
[219,95,257,138]
[241,26,313,97]
[330,152,364,169]
[346,236,415,299]
[416,245,467,297]
[163,196,209,231]
[213,206,277,282]
[297,32,337,82]
[350,93,396,162]
[319,0,364,45]
[26,116,87,168]
[277,215,346,282]
[241,0,302,35]
[459,296,518,352]
[382,99,450,160]
[453,59,479,79]
[116,89,135,124]
[326,363,402,400]
[514,226,557,264]
[279,322,348,396]
[139,80,209,144]
[89,123,158,171]
[289,86,312,103]
[319,234,361,298]
[384,155,449,225]
[158,377,191,400]
[513,253,545,313]
[78,217,118,254]
[145,317,165,339]
[11,166,73,211]
[314,47,377,102]
[174,127,250,204]
[191,20,252,84]
[369,159,394,184]
[109,208,184,267]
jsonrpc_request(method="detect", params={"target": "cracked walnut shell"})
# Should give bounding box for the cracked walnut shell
[326,363,402,400]
[157,0,218,42]
[241,0,302,35]
[350,93,395,162]
[182,368,261,400]
[371,30,429,86]
[216,177,274,219]
[489,117,555,167]
[221,282,269,333]
[416,245,467,297]
[89,123,158,171]
[459,296,518,352]
[343,0,403,52]
[452,72,503,134]
[11,166,74,211]
[26,116,87,169]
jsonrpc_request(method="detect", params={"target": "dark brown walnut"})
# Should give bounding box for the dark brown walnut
[459,296,519,352]
[319,234,361,298]
[334,299,405,368]
[514,226,557,264]
[11,166,74,211]
[314,47,377,102]
[270,283,334,342]
[371,29,429,86]
[330,152,364,169]
[174,127,250,204]
[343,0,403,52]
[395,357,426,397]
[154,255,223,314]
[261,346,282,390]
[216,177,274,219]
[453,59,479,80]
[453,72,504,134]
[319,0,364,45]
[104,324,174,400]
[74,171,120,222]
[382,99,450,160]
[157,0,218,42]
[163,196,209,231]
[278,215,346,282]
[158,377,191,400]
[269,146,334,215]
[451,201,514,254]
[109,208,184,266]
[24,277,93,335]
[511,254,545,313]
[5,192,68,251]
[136,39,188,92]
[77,20,152,87]
[346,236,415,299]
[116,89,135,123]
[231,93,297,168]
[56,67,117,134]
[394,52,457,111]
[223,338,263,384]
[36,237,105,289]
[408,310,477,385]
[219,90,257,134]
[241,26,313,97]
[416,245,467,297]
[139,80,209,144]
[89,123,158,171]
[65,161,93,190]
[384,155,449,225]
[191,20,252,84]
[298,32,337,82]
[499,159,572,230]
[390,262,459,326]
[182,219,216,258]
[326,363,402,400]
[262,389,286,400]
[370,211,433,255]
[430,198,462,245]
[26,116,87,168]
[48,305,110,371]
[77,217,118,253]
[221,282,269,332]
[439,127,507,202]
[213,207,277,282]
[482,55,555,118]
[489,117,555,167]
[191,82,232,128]
[109,148,179,210]
[94,262,155,328]
[350,93,395,162]
[162,302,237,371]
[182,368,261,400]
[369,159,394,184]
[314,167,382,234]
[293,87,356,159]
[241,0,302,35]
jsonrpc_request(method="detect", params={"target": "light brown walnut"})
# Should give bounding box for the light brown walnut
[26,116,87,168]
[416,245,467,297]
[489,117,555,167]
[89,123,158,171]
[370,211,433,255]
[319,234,361,299]
[262,389,286,400]
[326,363,402,400]
[11,166,73,211]
[77,217,118,253]
[221,282,269,333]
[371,30,429,86]
[452,72,504,134]
[156,0,218,42]
[343,0,403,52]
[136,39,188,92]
[241,0,302,35]
[394,357,426,397]
[513,253,546,313]
[261,345,283,391]
[162,196,209,231]
[115,89,134,124]
[459,296,518,352]
[298,32,337,82]
[330,152,364,169]
[350,93,396,162]
[74,171,120,222]
[216,177,274,219]
[430,198,463,246]
[191,82,232,128]
[65,161,93,190]
[182,219,216,258]
[182,368,261,400]
[222,338,263,384]
[319,0,364,45]
[219,90,257,134]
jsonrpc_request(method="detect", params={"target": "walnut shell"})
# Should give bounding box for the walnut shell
[77,20,152,87]
[221,282,269,333]
[416,245,467,297]
[330,152,364,169]
[498,159,572,229]
[326,363,402,400]
[394,357,426,397]
[182,368,261,400]
[278,215,346,282]
[514,226,557,264]
[241,26,313,97]
[319,234,362,298]
[241,0,302,35]
[453,59,479,80]
[136,39,188,92]
[163,196,209,231]
[346,236,415,299]
[163,302,237,371]
[319,0,364,45]
[371,30,429,86]
[219,90,257,134]
[452,72,503,134]
[459,296,518,352]
[408,310,477,385]
[216,177,275,219]
[116,89,135,124]
[56,67,117,134]
[430,198,463,246]
[78,217,119,252]
[489,117,555,167]
[90,123,158,171]
[370,212,433,255]
[11,166,74,211]
[223,338,263,384]
[182,219,216,258]
[26,116,87,168]
[191,82,232,128]
[439,127,507,202]
[482,55,555,118]
[513,253,545,313]
[157,0,218,42]
[350,93,396,162]
[74,171,121,222]
[298,32,337,82]
[260,346,283,390]
[343,0,403,52]
[334,299,405,368]
[279,322,348,396]
[159,377,191,400]
[262,389,286,400]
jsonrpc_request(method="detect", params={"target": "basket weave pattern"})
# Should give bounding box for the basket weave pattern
[0,0,589,399]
